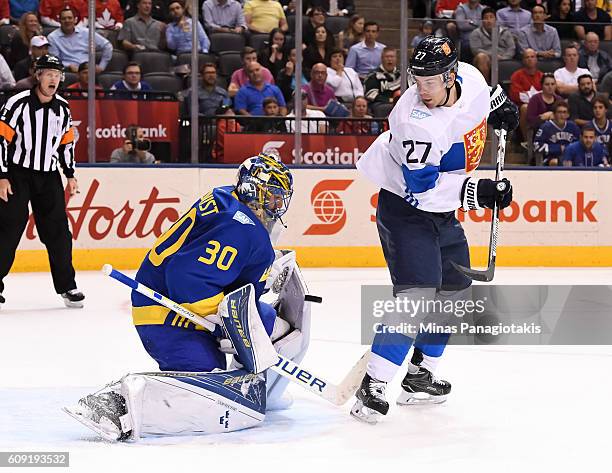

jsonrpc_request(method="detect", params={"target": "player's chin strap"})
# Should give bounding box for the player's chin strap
[440,80,461,107]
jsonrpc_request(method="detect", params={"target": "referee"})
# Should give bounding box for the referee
[0,54,84,309]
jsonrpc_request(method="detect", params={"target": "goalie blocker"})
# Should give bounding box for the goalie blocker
[64,252,312,441]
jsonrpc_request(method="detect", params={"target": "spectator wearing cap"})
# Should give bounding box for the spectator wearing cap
[119,0,167,52]
[244,0,288,34]
[470,7,516,83]
[496,0,531,37]
[13,35,49,82]
[235,61,287,116]
[110,62,153,93]
[229,47,275,98]
[563,126,609,167]
[66,62,103,97]
[81,0,124,30]
[166,0,209,55]
[326,48,363,104]
[346,21,386,78]
[9,11,42,67]
[568,74,597,127]
[554,45,591,96]
[9,1,40,23]
[302,62,336,111]
[183,63,230,117]
[574,0,612,41]
[48,7,113,73]
[39,0,86,26]
[578,32,612,82]
[202,0,246,34]
[517,5,561,59]
[0,52,15,90]
[305,0,355,16]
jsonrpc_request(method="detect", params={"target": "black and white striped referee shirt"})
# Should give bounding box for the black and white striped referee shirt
[0,87,75,179]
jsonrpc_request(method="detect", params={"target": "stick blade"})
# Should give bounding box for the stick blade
[451,261,495,282]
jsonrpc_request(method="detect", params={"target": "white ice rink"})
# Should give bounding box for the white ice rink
[1,268,611,473]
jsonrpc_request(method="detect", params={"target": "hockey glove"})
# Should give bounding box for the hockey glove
[461,177,513,211]
[488,84,519,132]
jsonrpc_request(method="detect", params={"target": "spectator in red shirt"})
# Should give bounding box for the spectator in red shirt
[435,0,464,40]
[82,0,124,30]
[510,48,544,142]
[39,0,86,26]
[66,62,104,97]
[0,0,9,25]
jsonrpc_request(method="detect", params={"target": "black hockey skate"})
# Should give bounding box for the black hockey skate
[61,289,85,308]
[397,367,451,406]
[350,373,389,424]
[63,391,132,441]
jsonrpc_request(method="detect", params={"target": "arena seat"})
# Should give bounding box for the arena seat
[218,51,242,77]
[209,32,246,54]
[98,72,123,89]
[325,16,350,35]
[132,51,173,74]
[143,72,183,94]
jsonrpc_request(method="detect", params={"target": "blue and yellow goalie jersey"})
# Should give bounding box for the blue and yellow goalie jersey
[131,186,275,330]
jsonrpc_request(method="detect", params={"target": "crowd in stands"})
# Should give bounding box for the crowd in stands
[0,0,608,165]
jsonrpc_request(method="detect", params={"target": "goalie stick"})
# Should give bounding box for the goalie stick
[102,264,367,406]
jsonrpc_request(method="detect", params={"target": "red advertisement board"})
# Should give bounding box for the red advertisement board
[222,133,378,165]
[68,99,179,162]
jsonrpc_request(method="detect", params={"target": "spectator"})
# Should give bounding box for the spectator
[303,7,329,47]
[166,0,209,55]
[277,46,308,103]
[434,0,462,40]
[303,25,334,77]
[455,0,485,55]
[202,0,246,34]
[229,46,275,97]
[574,0,612,41]
[470,7,516,82]
[549,0,577,40]
[183,62,230,117]
[286,90,327,133]
[569,74,597,126]
[13,35,48,82]
[554,45,591,96]
[82,0,124,31]
[118,0,167,52]
[235,61,287,116]
[411,20,434,49]
[9,1,39,23]
[258,28,288,79]
[527,73,563,130]
[305,0,355,16]
[8,11,42,68]
[601,69,612,96]
[590,96,612,148]
[496,0,531,37]
[518,5,561,59]
[364,46,401,110]
[66,62,103,97]
[534,100,580,165]
[510,48,544,142]
[110,125,156,164]
[326,48,363,103]
[244,0,288,34]
[302,62,336,112]
[339,14,364,51]
[124,0,169,22]
[346,21,386,78]
[337,96,377,135]
[110,62,153,92]
[0,52,15,89]
[245,96,288,132]
[48,7,112,73]
[578,32,612,82]
[563,126,609,166]
[39,0,86,27]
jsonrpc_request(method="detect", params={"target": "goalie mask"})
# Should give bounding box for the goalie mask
[236,153,293,231]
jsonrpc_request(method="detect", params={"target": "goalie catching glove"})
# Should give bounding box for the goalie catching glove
[488,84,519,132]
[461,177,513,211]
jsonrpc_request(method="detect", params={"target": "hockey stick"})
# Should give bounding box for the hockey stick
[452,128,508,282]
[102,264,368,406]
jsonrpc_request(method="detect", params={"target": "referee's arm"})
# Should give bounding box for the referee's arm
[58,114,78,195]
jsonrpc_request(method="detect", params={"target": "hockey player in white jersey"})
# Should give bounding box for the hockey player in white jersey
[353,36,519,423]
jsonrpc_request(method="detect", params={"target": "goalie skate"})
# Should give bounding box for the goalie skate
[63,392,132,442]
[396,367,451,406]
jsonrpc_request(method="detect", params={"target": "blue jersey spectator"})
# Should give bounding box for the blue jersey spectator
[534,101,580,165]
[563,126,609,167]
[110,62,152,93]
[166,0,209,54]
[235,61,286,116]
[346,21,385,77]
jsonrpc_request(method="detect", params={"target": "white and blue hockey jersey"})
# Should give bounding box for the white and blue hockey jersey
[356,62,490,213]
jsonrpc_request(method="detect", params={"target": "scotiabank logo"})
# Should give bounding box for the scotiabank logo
[304,180,353,235]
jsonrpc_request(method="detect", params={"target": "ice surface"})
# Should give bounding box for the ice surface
[1,268,611,472]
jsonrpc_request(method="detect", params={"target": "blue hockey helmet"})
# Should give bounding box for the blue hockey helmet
[236,153,293,224]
